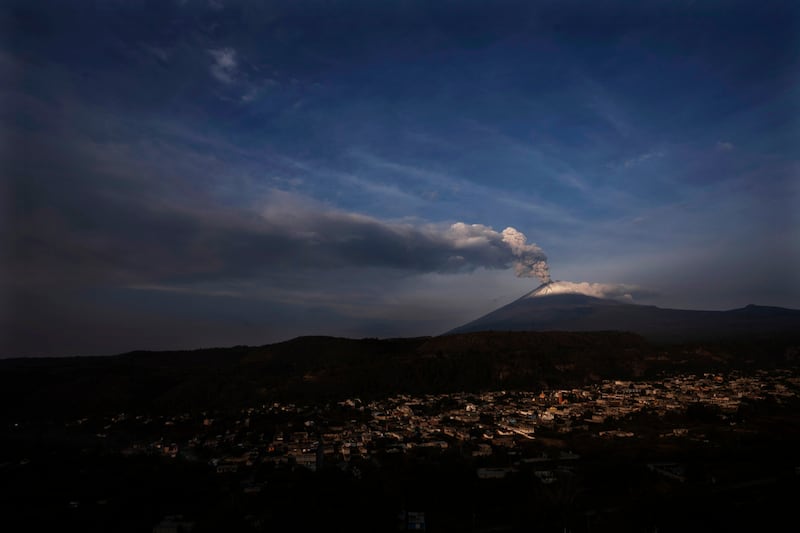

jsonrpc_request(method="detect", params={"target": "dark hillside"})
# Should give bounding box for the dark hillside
[2,331,798,421]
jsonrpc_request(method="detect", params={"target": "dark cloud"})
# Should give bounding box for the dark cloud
[6,181,550,289]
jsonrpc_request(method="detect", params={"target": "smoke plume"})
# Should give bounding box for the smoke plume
[441,222,550,282]
[501,227,552,283]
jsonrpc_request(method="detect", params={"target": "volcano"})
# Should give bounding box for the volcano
[448,281,800,343]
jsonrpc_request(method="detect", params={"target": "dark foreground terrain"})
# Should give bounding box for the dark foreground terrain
[2,331,799,532]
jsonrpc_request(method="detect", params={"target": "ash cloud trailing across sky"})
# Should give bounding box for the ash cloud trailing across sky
[6,182,550,290]
[252,196,552,281]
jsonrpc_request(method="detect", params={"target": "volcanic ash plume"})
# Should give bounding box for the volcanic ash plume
[444,223,551,281]
[501,227,551,283]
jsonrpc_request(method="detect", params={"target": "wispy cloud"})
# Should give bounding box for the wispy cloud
[350,149,458,192]
[349,149,581,226]
[140,43,169,63]
[336,171,425,204]
[461,120,592,193]
[125,283,241,298]
[623,150,664,168]
[716,141,734,151]
[580,77,637,139]
[208,47,237,84]
[207,47,276,103]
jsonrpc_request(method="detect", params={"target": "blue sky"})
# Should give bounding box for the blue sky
[2,0,798,356]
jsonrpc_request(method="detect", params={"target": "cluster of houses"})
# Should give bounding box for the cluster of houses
[65,369,797,478]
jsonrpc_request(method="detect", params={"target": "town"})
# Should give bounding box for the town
[24,368,797,477]
[5,367,800,532]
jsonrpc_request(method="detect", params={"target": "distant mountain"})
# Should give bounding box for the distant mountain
[2,281,798,419]
[448,281,800,343]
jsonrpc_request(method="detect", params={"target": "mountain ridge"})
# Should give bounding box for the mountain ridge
[448,282,800,342]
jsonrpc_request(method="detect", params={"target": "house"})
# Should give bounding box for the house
[477,467,515,479]
[153,514,195,533]
[534,470,556,484]
[647,462,686,482]
[293,452,318,471]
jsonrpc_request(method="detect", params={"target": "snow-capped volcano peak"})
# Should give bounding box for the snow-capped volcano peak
[527,280,637,302]
[449,282,800,340]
